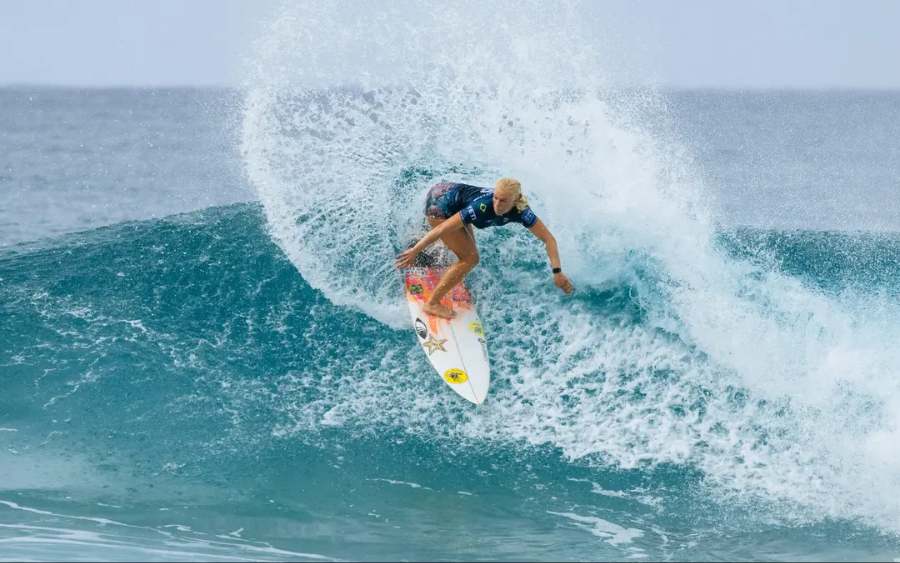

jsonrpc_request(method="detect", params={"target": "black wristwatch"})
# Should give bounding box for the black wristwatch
[552,267,562,274]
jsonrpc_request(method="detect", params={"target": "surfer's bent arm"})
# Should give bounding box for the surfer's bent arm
[528,219,562,269]
[528,219,574,294]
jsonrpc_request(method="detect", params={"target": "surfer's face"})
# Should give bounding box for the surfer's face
[493,189,516,215]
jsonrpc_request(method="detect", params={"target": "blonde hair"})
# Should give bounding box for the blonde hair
[495,177,529,212]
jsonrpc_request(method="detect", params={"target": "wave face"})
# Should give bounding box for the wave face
[3,206,900,559]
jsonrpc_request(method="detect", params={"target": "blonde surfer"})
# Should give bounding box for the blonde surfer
[395,178,574,318]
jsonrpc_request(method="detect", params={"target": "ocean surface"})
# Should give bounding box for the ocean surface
[4,8,900,561]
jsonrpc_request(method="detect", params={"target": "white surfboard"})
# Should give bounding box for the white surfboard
[403,247,490,404]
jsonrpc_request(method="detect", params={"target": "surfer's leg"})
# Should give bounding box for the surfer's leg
[423,218,478,319]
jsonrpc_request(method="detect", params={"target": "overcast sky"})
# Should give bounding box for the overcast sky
[1,0,898,89]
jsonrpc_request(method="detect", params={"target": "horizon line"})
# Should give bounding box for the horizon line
[3,82,900,93]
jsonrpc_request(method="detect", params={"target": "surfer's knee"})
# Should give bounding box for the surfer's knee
[461,252,479,269]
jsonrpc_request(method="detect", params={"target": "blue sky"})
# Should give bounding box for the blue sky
[1,0,898,88]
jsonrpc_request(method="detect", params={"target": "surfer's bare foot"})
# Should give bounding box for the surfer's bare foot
[423,302,455,319]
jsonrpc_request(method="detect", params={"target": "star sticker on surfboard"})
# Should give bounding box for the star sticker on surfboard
[422,335,447,355]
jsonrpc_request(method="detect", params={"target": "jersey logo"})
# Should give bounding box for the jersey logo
[520,208,537,227]
[479,202,487,212]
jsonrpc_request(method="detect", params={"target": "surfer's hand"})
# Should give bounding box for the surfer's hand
[395,247,419,269]
[554,272,574,294]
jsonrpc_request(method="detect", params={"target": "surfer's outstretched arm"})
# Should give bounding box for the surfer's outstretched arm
[528,219,574,294]
[395,213,465,268]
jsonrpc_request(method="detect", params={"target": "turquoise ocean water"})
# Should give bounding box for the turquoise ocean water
[3,5,900,560]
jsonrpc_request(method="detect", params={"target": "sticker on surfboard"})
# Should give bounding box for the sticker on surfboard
[443,368,468,384]
[414,318,428,340]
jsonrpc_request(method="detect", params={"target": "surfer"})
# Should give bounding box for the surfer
[395,178,574,319]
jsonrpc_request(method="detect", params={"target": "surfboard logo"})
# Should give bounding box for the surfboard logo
[414,318,428,340]
[409,283,424,295]
[443,368,468,384]
[423,335,447,355]
[467,321,484,336]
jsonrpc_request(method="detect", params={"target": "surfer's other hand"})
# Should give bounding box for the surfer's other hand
[554,272,574,294]
[395,248,419,269]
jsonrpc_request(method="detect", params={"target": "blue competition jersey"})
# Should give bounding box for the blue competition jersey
[460,194,538,229]
[437,183,538,229]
